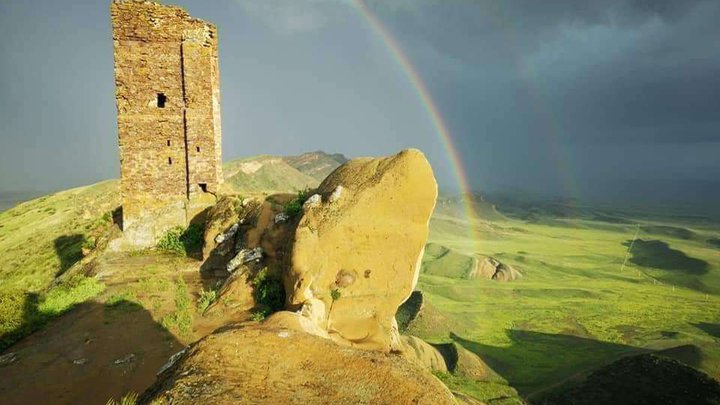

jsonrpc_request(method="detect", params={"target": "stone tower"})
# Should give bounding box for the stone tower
[111,0,222,247]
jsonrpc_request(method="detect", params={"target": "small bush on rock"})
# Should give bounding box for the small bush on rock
[284,188,312,218]
[157,223,205,256]
[251,267,285,320]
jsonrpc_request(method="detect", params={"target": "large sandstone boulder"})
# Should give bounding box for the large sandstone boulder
[140,324,455,404]
[286,149,438,351]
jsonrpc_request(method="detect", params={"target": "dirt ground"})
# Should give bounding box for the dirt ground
[0,253,242,405]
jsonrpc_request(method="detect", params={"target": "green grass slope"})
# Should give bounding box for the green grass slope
[417,198,720,401]
[0,180,119,349]
[422,243,476,279]
[0,181,119,291]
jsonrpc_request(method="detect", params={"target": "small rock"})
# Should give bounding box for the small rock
[329,185,344,203]
[214,223,239,244]
[241,198,254,207]
[227,247,264,273]
[113,353,135,365]
[0,352,17,366]
[278,331,290,338]
[73,358,89,365]
[274,212,289,224]
[303,194,321,210]
[158,348,187,376]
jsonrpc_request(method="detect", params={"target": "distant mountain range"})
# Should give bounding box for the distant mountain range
[222,151,348,194]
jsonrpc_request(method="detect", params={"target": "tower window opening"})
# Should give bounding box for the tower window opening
[168,157,172,165]
[196,146,200,152]
[198,183,208,193]
[157,93,166,108]
[167,140,171,146]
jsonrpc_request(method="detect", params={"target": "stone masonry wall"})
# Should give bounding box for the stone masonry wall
[111,0,222,247]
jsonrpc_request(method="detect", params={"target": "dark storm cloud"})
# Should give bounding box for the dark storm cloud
[365,0,720,149]
[368,0,715,63]
[0,0,717,207]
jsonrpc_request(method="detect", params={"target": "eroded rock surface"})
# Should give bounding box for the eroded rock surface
[141,324,455,405]
[287,149,438,351]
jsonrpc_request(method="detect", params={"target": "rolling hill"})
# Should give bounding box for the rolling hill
[222,151,347,194]
[0,151,719,404]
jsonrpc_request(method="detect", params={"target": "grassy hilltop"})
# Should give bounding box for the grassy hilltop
[0,151,719,403]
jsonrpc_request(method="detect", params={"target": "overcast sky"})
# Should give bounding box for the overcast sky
[0,0,718,208]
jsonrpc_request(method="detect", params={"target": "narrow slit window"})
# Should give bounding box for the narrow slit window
[167,140,171,147]
[198,183,208,193]
[157,93,166,108]
[196,146,200,152]
[168,157,172,165]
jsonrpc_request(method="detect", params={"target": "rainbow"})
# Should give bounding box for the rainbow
[352,0,483,250]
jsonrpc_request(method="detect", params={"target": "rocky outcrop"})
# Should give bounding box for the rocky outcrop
[202,196,244,262]
[434,342,493,380]
[200,193,296,319]
[422,243,521,281]
[140,324,455,404]
[141,149,449,401]
[400,335,448,372]
[399,335,495,383]
[469,256,522,281]
[286,149,438,351]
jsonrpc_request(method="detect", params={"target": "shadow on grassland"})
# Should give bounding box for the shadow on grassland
[449,330,646,398]
[0,298,182,404]
[623,239,709,275]
[53,234,86,277]
[692,322,720,339]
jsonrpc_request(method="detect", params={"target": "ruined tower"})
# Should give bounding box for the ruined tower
[111,0,222,246]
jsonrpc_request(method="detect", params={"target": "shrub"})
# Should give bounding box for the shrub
[232,197,244,216]
[101,211,112,223]
[82,236,96,251]
[181,223,204,253]
[197,287,218,313]
[284,188,312,218]
[331,289,341,301]
[156,223,205,256]
[106,392,138,405]
[251,267,285,320]
[251,309,269,322]
[157,227,184,255]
